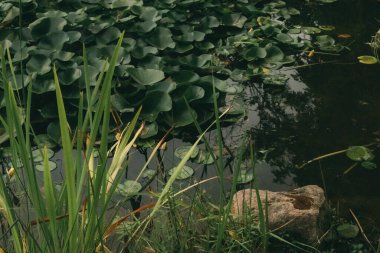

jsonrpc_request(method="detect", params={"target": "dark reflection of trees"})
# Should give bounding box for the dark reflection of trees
[232,0,380,196]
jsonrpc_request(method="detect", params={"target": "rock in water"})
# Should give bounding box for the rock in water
[231,185,326,243]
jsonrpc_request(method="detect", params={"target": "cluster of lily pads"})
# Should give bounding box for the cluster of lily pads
[0,0,343,146]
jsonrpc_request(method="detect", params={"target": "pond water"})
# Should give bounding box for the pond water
[125,0,380,228]
[7,0,378,241]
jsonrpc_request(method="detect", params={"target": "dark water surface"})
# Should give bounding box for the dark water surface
[129,0,380,224]
[46,0,380,229]
[250,0,380,226]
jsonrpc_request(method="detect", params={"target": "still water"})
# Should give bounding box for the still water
[131,0,380,225]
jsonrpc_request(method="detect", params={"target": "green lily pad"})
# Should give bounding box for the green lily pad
[265,45,284,63]
[35,160,57,172]
[180,54,212,67]
[127,68,165,85]
[276,33,294,44]
[171,71,200,85]
[175,145,199,159]
[26,54,51,75]
[32,148,55,163]
[29,17,67,39]
[146,27,174,50]
[141,169,156,179]
[222,13,247,28]
[117,180,142,198]
[34,134,57,148]
[192,149,214,165]
[336,224,359,239]
[237,169,254,184]
[168,165,194,180]
[318,25,335,31]
[357,56,378,65]
[96,27,121,45]
[38,31,69,50]
[301,26,321,35]
[242,46,267,61]
[142,91,172,120]
[361,161,377,170]
[140,122,158,139]
[346,146,372,161]
[58,68,82,85]
[132,20,157,33]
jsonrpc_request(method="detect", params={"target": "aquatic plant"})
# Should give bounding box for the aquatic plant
[0,0,345,144]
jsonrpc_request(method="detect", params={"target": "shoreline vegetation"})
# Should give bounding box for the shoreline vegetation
[0,0,379,252]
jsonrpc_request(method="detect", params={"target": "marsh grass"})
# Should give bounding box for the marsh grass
[0,35,316,252]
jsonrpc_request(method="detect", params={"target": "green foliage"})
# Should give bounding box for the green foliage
[0,0,343,141]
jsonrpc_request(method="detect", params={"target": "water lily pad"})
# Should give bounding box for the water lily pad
[222,13,247,28]
[127,68,165,85]
[237,169,254,184]
[26,54,51,75]
[301,26,321,35]
[58,68,82,85]
[318,25,335,31]
[38,31,69,50]
[146,27,174,50]
[337,224,359,239]
[142,169,156,179]
[276,33,293,44]
[171,71,200,85]
[180,54,212,67]
[361,161,377,170]
[264,45,284,63]
[140,122,158,139]
[35,160,57,172]
[192,149,214,165]
[357,55,378,65]
[117,180,142,198]
[346,146,372,161]
[96,27,121,45]
[168,165,194,180]
[141,91,172,120]
[242,46,267,61]
[29,17,67,39]
[175,145,199,159]
[34,134,57,148]
[32,148,54,163]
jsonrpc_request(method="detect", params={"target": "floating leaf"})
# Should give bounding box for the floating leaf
[337,224,359,239]
[237,169,254,184]
[168,165,194,180]
[357,55,378,65]
[146,27,174,50]
[32,148,54,163]
[175,145,199,159]
[192,149,214,165]
[346,146,372,161]
[361,161,377,170]
[142,169,156,179]
[127,68,165,85]
[29,17,67,39]
[242,46,267,61]
[35,161,57,172]
[141,91,172,120]
[301,26,321,35]
[38,31,69,50]
[117,180,142,198]
[26,54,51,75]
[140,122,158,139]
[318,25,335,31]
[171,71,200,85]
[276,33,294,44]
[337,33,352,39]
